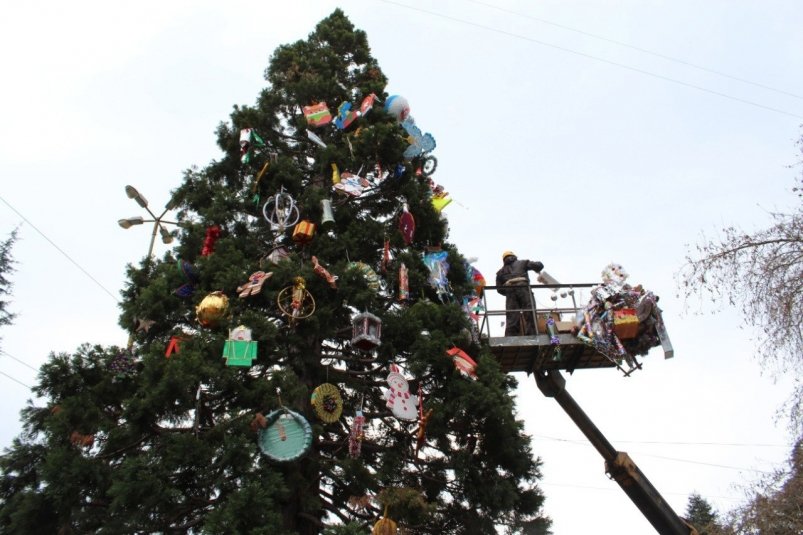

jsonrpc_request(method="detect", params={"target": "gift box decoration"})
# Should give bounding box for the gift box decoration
[292,220,316,243]
[613,308,639,340]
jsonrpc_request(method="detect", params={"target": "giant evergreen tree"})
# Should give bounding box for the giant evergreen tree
[0,11,549,534]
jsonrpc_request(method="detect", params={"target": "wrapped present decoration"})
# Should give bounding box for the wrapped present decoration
[613,308,639,340]
[292,220,316,243]
[222,325,257,367]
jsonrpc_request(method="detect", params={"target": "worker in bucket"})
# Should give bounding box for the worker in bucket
[496,251,544,336]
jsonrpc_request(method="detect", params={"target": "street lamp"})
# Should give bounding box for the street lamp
[118,185,182,258]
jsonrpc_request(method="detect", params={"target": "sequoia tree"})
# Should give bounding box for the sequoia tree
[0,11,550,534]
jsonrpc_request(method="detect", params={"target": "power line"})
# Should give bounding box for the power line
[374,0,803,119]
[0,350,39,372]
[465,0,803,101]
[0,369,31,390]
[0,195,120,303]
[533,432,787,449]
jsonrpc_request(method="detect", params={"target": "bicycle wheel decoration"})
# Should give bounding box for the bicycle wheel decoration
[257,409,313,462]
[310,383,343,423]
[277,277,315,322]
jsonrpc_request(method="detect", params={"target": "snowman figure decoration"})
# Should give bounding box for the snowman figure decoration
[384,364,419,421]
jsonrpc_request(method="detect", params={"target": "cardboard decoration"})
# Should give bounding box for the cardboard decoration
[401,117,436,159]
[292,220,316,244]
[303,102,332,127]
[348,410,366,458]
[237,271,273,298]
[446,347,478,380]
[222,325,257,367]
[352,311,382,350]
[398,204,415,245]
[334,101,358,129]
[257,409,313,462]
[239,128,265,164]
[310,383,344,423]
[359,93,378,115]
[384,364,419,421]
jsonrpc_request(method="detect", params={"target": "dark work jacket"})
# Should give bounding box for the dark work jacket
[496,259,542,295]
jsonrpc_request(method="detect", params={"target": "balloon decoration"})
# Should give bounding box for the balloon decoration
[384,95,410,122]
[310,383,344,423]
[196,291,229,328]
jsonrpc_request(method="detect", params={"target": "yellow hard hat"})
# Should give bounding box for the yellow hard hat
[502,250,515,260]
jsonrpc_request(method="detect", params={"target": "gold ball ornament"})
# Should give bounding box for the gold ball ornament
[372,511,397,535]
[196,291,229,327]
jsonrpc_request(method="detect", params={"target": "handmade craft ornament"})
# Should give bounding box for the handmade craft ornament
[333,171,370,197]
[466,263,486,297]
[352,311,382,350]
[446,346,478,380]
[134,317,155,333]
[384,364,418,421]
[431,193,452,213]
[222,325,257,366]
[545,316,562,361]
[423,250,452,302]
[348,262,381,291]
[237,271,272,298]
[398,204,415,245]
[264,246,290,265]
[601,262,629,287]
[334,101,358,130]
[292,220,316,244]
[359,93,378,115]
[373,507,398,535]
[277,276,315,321]
[613,308,639,340]
[415,406,433,458]
[320,199,335,228]
[239,128,265,164]
[381,238,390,274]
[306,129,327,148]
[331,163,341,184]
[367,163,389,186]
[384,95,410,122]
[311,256,337,288]
[303,102,332,127]
[310,383,344,423]
[257,409,313,462]
[164,335,185,358]
[175,259,200,298]
[108,350,136,379]
[262,188,300,231]
[398,262,409,301]
[70,431,95,448]
[401,117,436,159]
[348,410,366,458]
[201,225,221,256]
[196,291,229,327]
[250,412,267,433]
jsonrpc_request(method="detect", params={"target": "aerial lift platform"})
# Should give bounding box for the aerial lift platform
[478,282,696,535]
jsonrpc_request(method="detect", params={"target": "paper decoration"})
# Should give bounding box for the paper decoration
[310,383,344,423]
[303,102,332,127]
[237,271,272,298]
[466,263,486,296]
[222,325,257,366]
[264,246,290,265]
[239,128,265,164]
[312,256,337,288]
[348,410,366,458]
[446,347,478,380]
[384,95,410,122]
[334,101,358,129]
[401,117,436,159]
[175,259,199,298]
[384,364,418,421]
[257,409,313,462]
[165,335,185,358]
[196,291,229,328]
[348,262,380,290]
[333,171,370,197]
[359,93,377,115]
[292,220,316,243]
[352,311,382,350]
[431,194,452,213]
[423,250,452,302]
[398,263,409,301]
[201,225,221,256]
[399,204,415,245]
[134,317,155,333]
[613,308,639,340]
[306,129,327,148]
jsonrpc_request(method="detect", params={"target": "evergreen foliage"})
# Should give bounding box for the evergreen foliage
[0,11,549,534]
[0,227,18,336]
[684,492,723,535]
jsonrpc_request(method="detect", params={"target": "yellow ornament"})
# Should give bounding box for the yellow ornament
[196,291,229,327]
[372,507,397,535]
[310,383,343,423]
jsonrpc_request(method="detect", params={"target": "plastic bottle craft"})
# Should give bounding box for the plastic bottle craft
[262,187,300,231]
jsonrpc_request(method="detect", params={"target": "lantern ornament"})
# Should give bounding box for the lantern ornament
[352,311,382,350]
[222,325,257,367]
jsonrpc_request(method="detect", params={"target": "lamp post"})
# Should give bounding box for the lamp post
[118,185,181,259]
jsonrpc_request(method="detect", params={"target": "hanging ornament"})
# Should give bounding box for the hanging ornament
[262,188,300,231]
[333,171,370,197]
[445,346,478,380]
[108,350,136,379]
[277,276,315,322]
[311,383,344,423]
[359,93,378,116]
[384,364,419,421]
[200,225,221,256]
[401,117,436,159]
[384,95,410,122]
[398,203,415,245]
[334,101,358,130]
[331,163,341,184]
[398,262,409,301]
[292,220,316,244]
[372,507,398,535]
[320,198,336,228]
[431,193,452,213]
[134,317,155,333]
[306,129,327,148]
[415,402,433,458]
[311,256,338,288]
[175,259,199,298]
[367,163,389,186]
[196,291,229,328]
[237,271,272,298]
[264,245,290,266]
[239,128,266,164]
[70,431,95,448]
[351,311,382,350]
[381,238,391,274]
[257,409,313,462]
[419,155,438,177]
[348,262,381,291]
[349,409,366,458]
[164,335,187,358]
[222,325,257,367]
[466,262,486,297]
[423,250,452,302]
[303,102,332,127]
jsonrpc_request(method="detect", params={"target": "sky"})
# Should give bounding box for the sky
[1,1,802,533]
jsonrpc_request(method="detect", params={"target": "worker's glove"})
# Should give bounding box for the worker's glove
[534,261,544,273]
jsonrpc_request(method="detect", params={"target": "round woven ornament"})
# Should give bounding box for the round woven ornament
[311,383,343,423]
[257,409,313,462]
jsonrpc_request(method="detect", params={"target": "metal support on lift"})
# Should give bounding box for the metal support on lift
[534,369,698,535]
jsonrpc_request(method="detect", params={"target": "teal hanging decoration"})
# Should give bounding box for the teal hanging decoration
[257,409,313,462]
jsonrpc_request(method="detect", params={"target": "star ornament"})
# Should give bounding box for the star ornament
[134,317,156,333]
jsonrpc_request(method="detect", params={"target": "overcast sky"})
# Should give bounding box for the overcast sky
[1,1,802,533]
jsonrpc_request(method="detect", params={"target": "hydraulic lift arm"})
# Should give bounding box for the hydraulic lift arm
[534,369,698,535]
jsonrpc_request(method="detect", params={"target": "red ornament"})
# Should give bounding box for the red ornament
[201,225,221,256]
[399,205,415,245]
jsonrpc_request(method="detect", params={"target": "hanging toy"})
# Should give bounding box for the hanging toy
[359,93,378,116]
[200,225,221,256]
[239,128,265,164]
[277,276,315,322]
[257,409,313,462]
[174,258,199,298]
[334,170,370,197]
[334,101,358,130]
[384,364,419,421]
[445,346,478,380]
[347,262,381,291]
[262,187,300,232]
[401,117,436,160]
[348,409,366,458]
[398,262,409,301]
[398,203,415,245]
[222,325,257,367]
[384,95,410,122]
[237,271,272,298]
[310,383,344,423]
[196,291,229,328]
[351,311,382,351]
[303,102,332,127]
[311,256,338,288]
